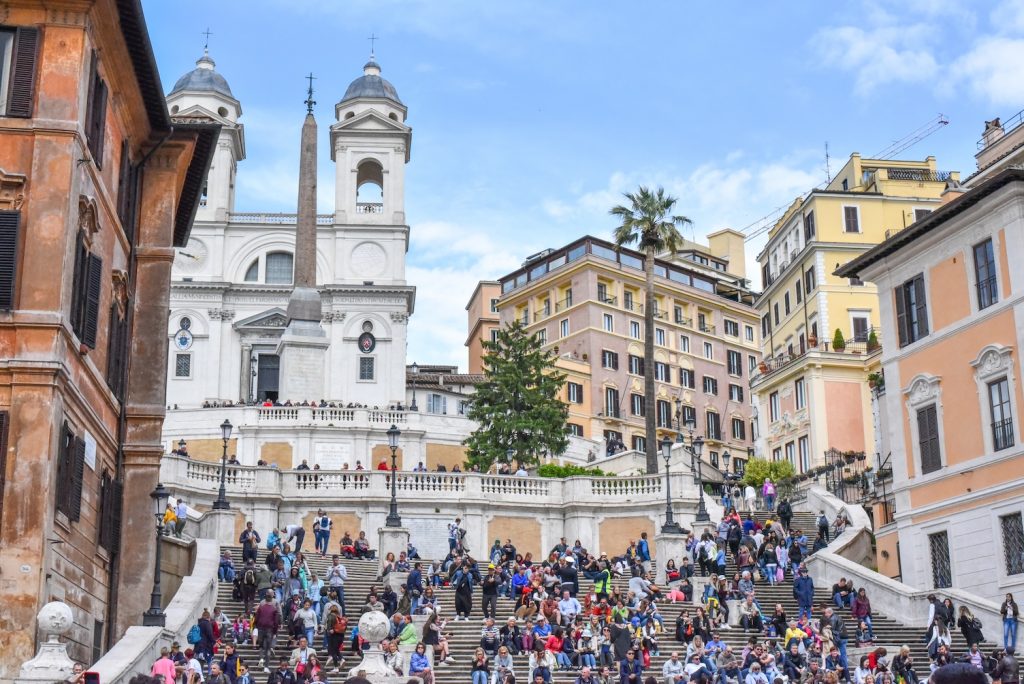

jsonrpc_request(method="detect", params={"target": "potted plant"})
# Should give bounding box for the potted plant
[832,328,846,352]
[808,334,818,348]
[867,372,884,390]
[759,361,770,374]
[866,330,880,352]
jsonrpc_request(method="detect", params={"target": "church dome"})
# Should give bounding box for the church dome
[340,59,402,105]
[169,51,234,98]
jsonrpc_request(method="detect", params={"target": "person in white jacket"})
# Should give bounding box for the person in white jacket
[661,652,685,684]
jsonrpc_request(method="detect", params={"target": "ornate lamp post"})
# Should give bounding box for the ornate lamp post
[385,424,402,527]
[409,362,419,411]
[673,398,685,444]
[212,419,232,510]
[142,482,169,627]
[722,450,731,475]
[660,436,685,534]
[691,433,709,522]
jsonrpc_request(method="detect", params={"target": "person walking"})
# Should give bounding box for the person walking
[283,523,306,555]
[454,561,476,620]
[743,484,756,514]
[313,510,331,556]
[776,498,792,531]
[254,592,281,672]
[793,567,815,621]
[481,564,500,620]
[175,499,188,538]
[761,479,776,512]
[993,647,1019,684]
[1001,593,1019,650]
[816,511,830,543]
[239,522,261,565]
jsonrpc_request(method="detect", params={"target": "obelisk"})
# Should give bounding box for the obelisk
[277,77,329,401]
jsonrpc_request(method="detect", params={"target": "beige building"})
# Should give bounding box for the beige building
[492,232,760,474]
[838,168,1024,601]
[751,154,960,472]
[465,280,500,373]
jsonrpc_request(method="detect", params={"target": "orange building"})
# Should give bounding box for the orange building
[0,1,215,674]
[465,280,500,373]
[838,168,1024,602]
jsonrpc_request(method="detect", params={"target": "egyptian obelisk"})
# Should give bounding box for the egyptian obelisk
[277,78,329,400]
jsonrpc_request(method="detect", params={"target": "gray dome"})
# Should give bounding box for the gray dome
[340,59,402,105]
[169,52,233,98]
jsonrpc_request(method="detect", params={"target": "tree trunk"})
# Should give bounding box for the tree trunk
[644,247,658,474]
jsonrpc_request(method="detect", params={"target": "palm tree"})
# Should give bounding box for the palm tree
[611,186,692,474]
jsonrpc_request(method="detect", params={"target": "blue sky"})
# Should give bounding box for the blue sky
[143,0,1024,370]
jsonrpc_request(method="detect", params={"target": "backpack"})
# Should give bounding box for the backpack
[818,515,829,528]
[187,624,201,644]
[331,614,347,635]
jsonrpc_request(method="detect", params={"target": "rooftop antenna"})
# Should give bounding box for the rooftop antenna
[202,27,213,52]
[305,72,316,114]
[825,141,832,183]
[368,33,379,59]
[873,113,949,159]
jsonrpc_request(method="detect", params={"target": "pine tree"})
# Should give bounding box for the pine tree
[464,320,569,471]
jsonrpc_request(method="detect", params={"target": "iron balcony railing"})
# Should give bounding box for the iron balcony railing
[884,168,953,182]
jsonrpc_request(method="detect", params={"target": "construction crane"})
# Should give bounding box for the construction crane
[872,113,949,159]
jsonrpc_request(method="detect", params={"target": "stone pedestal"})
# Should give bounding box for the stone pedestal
[198,509,237,546]
[388,571,409,594]
[277,319,329,400]
[378,526,410,577]
[17,602,75,684]
[726,600,741,627]
[691,576,711,606]
[654,531,688,585]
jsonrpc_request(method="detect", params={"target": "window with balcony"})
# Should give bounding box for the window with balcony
[604,387,620,418]
[623,291,634,311]
[769,391,780,422]
[974,238,998,310]
[724,320,739,337]
[989,377,1015,451]
[680,368,695,389]
[597,282,610,303]
[795,378,806,410]
[703,376,718,395]
[542,298,551,316]
[748,355,757,373]
[630,393,645,416]
[654,362,670,382]
[729,384,744,402]
[674,305,685,324]
[705,411,721,440]
[628,354,644,376]
[601,350,618,370]
[852,316,869,343]
[843,205,860,233]
[567,382,584,404]
[603,313,614,332]
[896,274,929,346]
[630,321,641,339]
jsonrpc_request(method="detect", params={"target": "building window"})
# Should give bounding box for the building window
[657,400,672,428]
[724,320,739,337]
[543,298,551,316]
[895,274,929,346]
[769,391,780,422]
[490,297,500,313]
[654,361,670,382]
[490,329,500,343]
[917,404,942,474]
[629,320,641,339]
[623,291,634,310]
[805,268,816,293]
[795,280,802,304]
[705,411,721,440]
[989,377,1015,451]
[703,342,713,359]
[843,205,860,233]
[929,531,952,589]
[55,424,85,522]
[852,316,869,342]
[458,400,469,415]
[773,303,780,326]
[603,313,614,332]
[785,441,795,466]
[679,335,690,353]
[709,451,719,467]
[0,210,20,309]
[727,350,742,376]
[674,305,685,324]
[426,393,447,414]
[655,328,665,346]
[729,383,744,402]
[631,435,646,452]
[601,350,618,370]
[85,52,108,166]
[0,28,38,118]
[604,387,620,418]
[564,288,573,307]
[536,328,547,345]
[567,382,583,404]
[628,354,644,376]
[680,368,695,389]
[795,378,806,410]
[703,376,718,395]
[359,356,375,381]
[680,404,696,430]
[630,393,645,416]
[559,318,569,338]
[803,211,815,240]
[784,292,791,316]
[174,353,192,378]
[798,435,809,473]
[597,282,609,302]
[748,354,757,373]
[772,447,782,462]
[761,313,771,338]
[265,251,294,284]
[71,231,103,349]
[1000,512,1024,576]
[731,418,746,441]
[974,238,998,310]
[567,423,583,437]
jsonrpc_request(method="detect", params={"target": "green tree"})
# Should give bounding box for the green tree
[611,186,692,474]
[464,320,569,471]
[742,457,796,487]
[832,328,846,351]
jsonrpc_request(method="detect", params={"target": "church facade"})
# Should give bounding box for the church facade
[165,53,414,411]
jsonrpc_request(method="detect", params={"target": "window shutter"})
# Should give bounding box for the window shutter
[83,253,102,348]
[98,472,123,554]
[0,411,7,530]
[55,423,74,518]
[914,276,929,338]
[0,210,20,309]
[7,27,39,118]
[85,52,107,166]
[894,285,908,347]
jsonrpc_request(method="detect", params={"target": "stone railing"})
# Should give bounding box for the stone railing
[803,486,1017,647]
[90,538,218,684]
[227,212,333,225]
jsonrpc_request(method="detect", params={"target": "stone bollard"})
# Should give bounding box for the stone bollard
[691,576,710,606]
[17,602,76,684]
[727,600,742,627]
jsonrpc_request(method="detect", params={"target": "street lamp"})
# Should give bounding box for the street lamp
[212,419,232,510]
[142,482,169,627]
[409,362,419,411]
[506,448,514,463]
[722,450,731,474]
[385,424,402,527]
[660,436,685,534]
[691,435,710,522]
[673,398,684,443]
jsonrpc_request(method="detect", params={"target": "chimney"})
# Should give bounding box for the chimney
[982,118,1004,148]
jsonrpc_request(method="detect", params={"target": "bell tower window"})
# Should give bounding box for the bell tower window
[356,159,384,214]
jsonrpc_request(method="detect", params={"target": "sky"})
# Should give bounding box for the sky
[143,0,1024,370]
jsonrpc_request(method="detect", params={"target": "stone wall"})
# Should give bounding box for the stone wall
[260,441,292,467]
[426,442,465,470]
[487,516,542,559]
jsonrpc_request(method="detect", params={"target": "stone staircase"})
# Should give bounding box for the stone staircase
[207,517,980,683]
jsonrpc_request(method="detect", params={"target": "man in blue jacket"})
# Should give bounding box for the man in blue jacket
[406,562,424,614]
[792,566,815,621]
[637,532,651,574]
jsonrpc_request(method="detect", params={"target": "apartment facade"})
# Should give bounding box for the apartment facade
[465,280,501,373]
[751,154,959,472]
[837,168,1024,602]
[496,232,760,474]
[0,1,215,674]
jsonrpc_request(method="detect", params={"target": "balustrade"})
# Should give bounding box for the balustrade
[590,475,662,497]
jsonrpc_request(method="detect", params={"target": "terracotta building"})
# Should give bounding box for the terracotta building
[837,168,1024,601]
[494,233,760,474]
[0,1,215,675]
[465,280,500,373]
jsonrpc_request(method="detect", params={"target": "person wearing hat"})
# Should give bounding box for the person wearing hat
[558,556,580,597]
[490,539,504,565]
[482,563,500,620]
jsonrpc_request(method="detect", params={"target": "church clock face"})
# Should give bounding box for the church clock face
[175,238,208,274]
[350,242,386,278]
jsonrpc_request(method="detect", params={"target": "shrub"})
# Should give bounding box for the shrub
[832,328,846,351]
[741,457,796,486]
[866,330,880,351]
[536,463,611,478]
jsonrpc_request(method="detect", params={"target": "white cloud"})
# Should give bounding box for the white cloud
[812,24,939,95]
[951,36,1024,106]
[992,0,1024,33]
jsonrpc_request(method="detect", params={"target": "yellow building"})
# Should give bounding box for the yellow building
[751,154,960,472]
[490,232,761,474]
